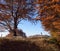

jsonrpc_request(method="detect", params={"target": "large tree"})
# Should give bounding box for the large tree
[0,0,37,36]
[35,0,60,39]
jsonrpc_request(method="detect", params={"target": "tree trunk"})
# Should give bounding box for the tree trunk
[14,17,17,36]
[14,29,17,36]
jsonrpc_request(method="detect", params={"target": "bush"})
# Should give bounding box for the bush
[48,38,57,44]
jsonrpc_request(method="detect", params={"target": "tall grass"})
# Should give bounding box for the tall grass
[0,37,59,51]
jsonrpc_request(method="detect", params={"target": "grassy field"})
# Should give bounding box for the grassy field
[0,37,60,51]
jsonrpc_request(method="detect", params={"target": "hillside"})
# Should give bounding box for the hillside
[0,36,60,51]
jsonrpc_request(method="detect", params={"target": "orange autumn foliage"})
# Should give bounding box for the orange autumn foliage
[36,0,60,39]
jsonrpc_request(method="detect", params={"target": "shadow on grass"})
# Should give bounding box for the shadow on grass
[0,39,41,51]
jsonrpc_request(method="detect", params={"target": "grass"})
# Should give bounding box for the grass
[0,37,60,51]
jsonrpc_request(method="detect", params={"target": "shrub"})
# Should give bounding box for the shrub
[48,38,57,44]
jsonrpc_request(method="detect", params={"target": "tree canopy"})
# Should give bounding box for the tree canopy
[0,0,37,36]
[35,0,60,38]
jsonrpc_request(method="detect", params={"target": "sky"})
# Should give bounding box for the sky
[0,20,50,37]
[18,20,50,36]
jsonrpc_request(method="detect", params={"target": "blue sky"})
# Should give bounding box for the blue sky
[0,20,50,37]
[18,20,50,36]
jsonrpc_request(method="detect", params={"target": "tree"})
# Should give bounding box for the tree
[16,29,26,37]
[0,0,37,36]
[35,0,60,39]
[6,29,26,38]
